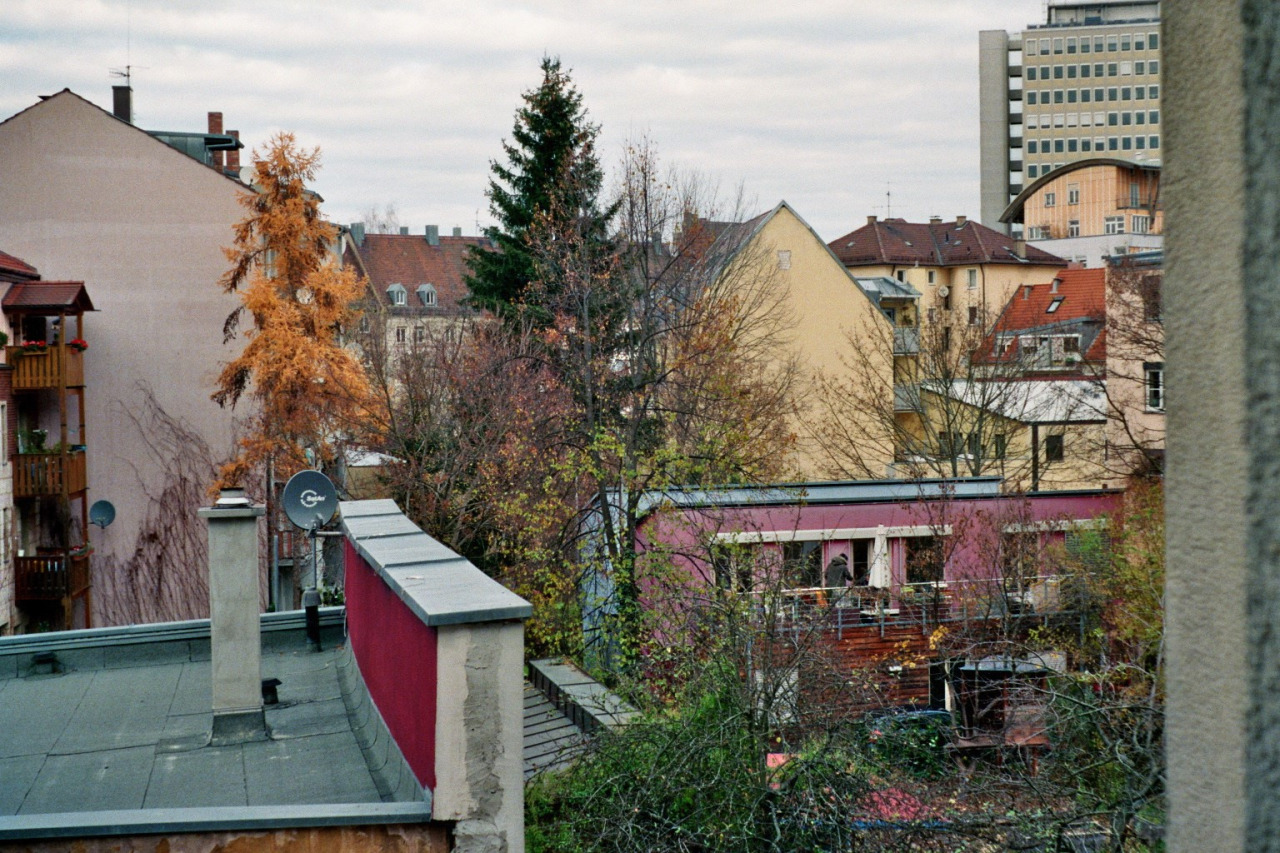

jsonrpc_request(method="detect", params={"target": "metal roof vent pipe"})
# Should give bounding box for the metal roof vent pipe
[425,224,439,246]
[200,487,268,745]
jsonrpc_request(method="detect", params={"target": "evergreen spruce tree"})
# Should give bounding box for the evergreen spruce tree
[467,56,613,320]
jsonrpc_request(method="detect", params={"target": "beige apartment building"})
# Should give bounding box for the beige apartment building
[980,1,1162,234]
[999,158,1163,266]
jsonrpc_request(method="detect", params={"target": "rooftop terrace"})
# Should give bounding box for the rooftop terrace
[0,611,430,840]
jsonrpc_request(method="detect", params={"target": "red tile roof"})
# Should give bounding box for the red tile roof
[995,268,1106,330]
[345,233,490,314]
[828,217,1066,268]
[987,267,1107,364]
[0,250,40,282]
[2,281,95,313]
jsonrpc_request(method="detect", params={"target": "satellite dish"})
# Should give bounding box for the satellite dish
[89,500,116,529]
[937,286,950,298]
[281,470,338,531]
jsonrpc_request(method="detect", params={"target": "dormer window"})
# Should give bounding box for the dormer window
[387,283,407,306]
[417,284,437,307]
[1046,296,1065,313]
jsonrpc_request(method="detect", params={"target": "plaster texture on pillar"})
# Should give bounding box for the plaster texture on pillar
[433,622,526,853]
[1164,3,1250,851]
[1239,3,1280,848]
[199,503,266,718]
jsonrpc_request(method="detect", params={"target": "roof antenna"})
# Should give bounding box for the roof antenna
[885,182,892,219]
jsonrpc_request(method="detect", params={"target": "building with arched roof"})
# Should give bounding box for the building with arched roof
[999,158,1162,266]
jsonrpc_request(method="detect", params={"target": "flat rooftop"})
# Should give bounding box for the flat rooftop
[0,613,426,836]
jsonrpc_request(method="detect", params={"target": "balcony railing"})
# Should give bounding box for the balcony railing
[894,383,922,413]
[14,551,90,600]
[751,576,1068,633]
[1115,196,1162,211]
[5,346,84,389]
[14,451,87,497]
[893,327,920,355]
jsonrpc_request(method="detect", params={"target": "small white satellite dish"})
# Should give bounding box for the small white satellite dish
[937,286,950,298]
[281,470,338,531]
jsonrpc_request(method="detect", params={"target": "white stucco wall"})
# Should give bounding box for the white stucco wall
[0,91,250,626]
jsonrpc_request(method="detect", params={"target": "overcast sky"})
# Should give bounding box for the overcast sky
[1,0,1042,242]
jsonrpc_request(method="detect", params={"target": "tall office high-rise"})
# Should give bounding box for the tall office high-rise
[980,1,1162,234]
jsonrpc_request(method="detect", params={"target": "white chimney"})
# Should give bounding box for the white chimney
[200,488,267,744]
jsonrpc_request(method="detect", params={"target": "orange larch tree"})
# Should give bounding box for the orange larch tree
[213,133,369,488]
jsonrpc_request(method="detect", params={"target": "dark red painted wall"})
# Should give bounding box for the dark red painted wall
[345,540,438,790]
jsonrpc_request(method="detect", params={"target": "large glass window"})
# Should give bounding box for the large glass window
[782,541,823,589]
[906,537,945,585]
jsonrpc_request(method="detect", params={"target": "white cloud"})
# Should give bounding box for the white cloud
[0,0,1044,240]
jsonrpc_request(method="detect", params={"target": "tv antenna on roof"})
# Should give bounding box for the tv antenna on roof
[885,182,892,219]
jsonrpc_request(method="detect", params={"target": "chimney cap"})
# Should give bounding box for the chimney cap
[955,215,967,226]
[215,487,252,508]
[866,215,878,225]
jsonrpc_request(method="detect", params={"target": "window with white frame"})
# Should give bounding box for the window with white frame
[414,325,426,343]
[1131,214,1151,234]
[417,283,437,306]
[395,326,406,344]
[386,283,407,306]
[1044,191,1056,207]
[1068,184,1080,205]
[967,269,977,290]
[1068,220,1080,238]
[1145,362,1165,411]
[1105,216,1125,235]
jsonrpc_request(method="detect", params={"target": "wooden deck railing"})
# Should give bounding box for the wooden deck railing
[14,552,90,600]
[14,451,87,497]
[5,346,84,389]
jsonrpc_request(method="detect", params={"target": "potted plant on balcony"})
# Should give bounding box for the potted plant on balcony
[19,428,47,453]
[20,340,47,355]
[67,338,87,352]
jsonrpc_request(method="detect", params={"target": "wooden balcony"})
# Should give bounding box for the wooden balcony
[14,552,90,601]
[5,346,84,389]
[14,451,87,497]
